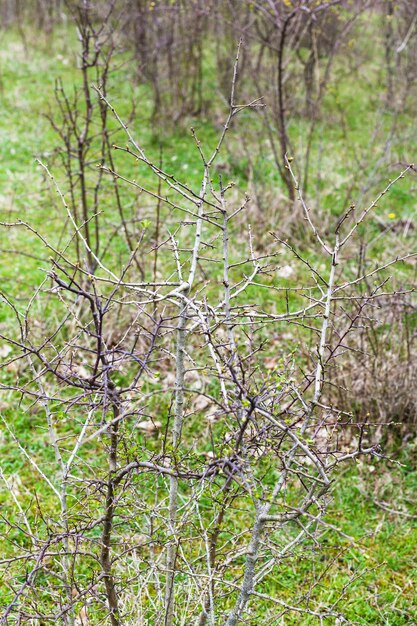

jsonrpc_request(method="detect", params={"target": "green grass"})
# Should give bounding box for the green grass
[0,23,416,625]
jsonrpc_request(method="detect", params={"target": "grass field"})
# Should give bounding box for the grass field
[1,23,417,625]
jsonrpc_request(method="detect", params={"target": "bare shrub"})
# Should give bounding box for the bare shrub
[125,0,212,123]
[1,43,415,622]
[45,0,145,277]
[1,3,417,625]
[328,293,417,427]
